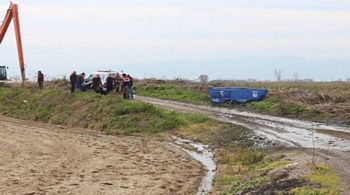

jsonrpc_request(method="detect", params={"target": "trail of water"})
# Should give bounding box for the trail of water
[172,137,216,195]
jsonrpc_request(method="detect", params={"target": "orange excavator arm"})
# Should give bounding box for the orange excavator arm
[0,3,26,82]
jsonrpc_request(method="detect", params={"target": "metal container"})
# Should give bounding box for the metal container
[209,87,267,104]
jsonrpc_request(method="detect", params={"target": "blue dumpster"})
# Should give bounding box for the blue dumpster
[209,87,268,104]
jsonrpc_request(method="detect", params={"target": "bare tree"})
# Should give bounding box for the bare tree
[274,69,283,81]
[293,72,299,81]
[199,74,209,83]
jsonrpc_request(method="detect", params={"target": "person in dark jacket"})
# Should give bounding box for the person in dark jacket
[92,74,102,93]
[37,71,44,89]
[76,72,85,91]
[106,74,114,93]
[121,73,131,99]
[69,71,77,93]
[127,74,134,99]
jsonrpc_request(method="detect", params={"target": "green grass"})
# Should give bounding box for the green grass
[293,164,342,195]
[222,177,268,195]
[0,87,214,135]
[247,97,325,120]
[218,147,266,166]
[215,147,269,194]
[135,84,210,104]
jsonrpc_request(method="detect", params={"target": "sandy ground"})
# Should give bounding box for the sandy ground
[0,116,203,195]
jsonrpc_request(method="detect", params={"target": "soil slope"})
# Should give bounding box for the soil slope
[0,116,203,195]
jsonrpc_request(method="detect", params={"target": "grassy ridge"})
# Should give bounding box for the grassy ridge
[247,97,325,121]
[0,87,212,135]
[135,84,210,104]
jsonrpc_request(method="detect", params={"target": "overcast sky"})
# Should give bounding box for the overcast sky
[0,0,349,80]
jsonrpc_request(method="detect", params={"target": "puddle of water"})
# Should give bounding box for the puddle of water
[210,105,350,133]
[172,137,216,195]
[246,118,350,151]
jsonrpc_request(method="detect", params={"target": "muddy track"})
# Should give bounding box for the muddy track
[0,116,203,195]
[136,96,350,194]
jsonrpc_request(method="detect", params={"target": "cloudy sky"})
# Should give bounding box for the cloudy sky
[0,0,350,80]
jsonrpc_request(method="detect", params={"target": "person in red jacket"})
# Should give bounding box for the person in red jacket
[121,73,130,99]
[37,70,44,89]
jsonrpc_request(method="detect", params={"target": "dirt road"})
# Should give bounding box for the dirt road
[0,116,203,195]
[136,96,350,151]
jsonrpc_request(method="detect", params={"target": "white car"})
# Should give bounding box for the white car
[83,71,119,89]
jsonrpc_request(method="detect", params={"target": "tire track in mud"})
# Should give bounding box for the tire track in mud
[0,116,203,195]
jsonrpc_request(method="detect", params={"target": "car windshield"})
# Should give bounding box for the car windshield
[86,75,93,81]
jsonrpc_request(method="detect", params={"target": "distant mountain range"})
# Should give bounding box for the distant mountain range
[5,56,349,81]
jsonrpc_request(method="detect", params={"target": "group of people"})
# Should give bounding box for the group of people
[69,71,86,93]
[34,70,134,100]
[69,71,134,99]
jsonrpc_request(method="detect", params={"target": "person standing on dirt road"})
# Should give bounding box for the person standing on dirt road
[69,71,77,93]
[37,71,44,89]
